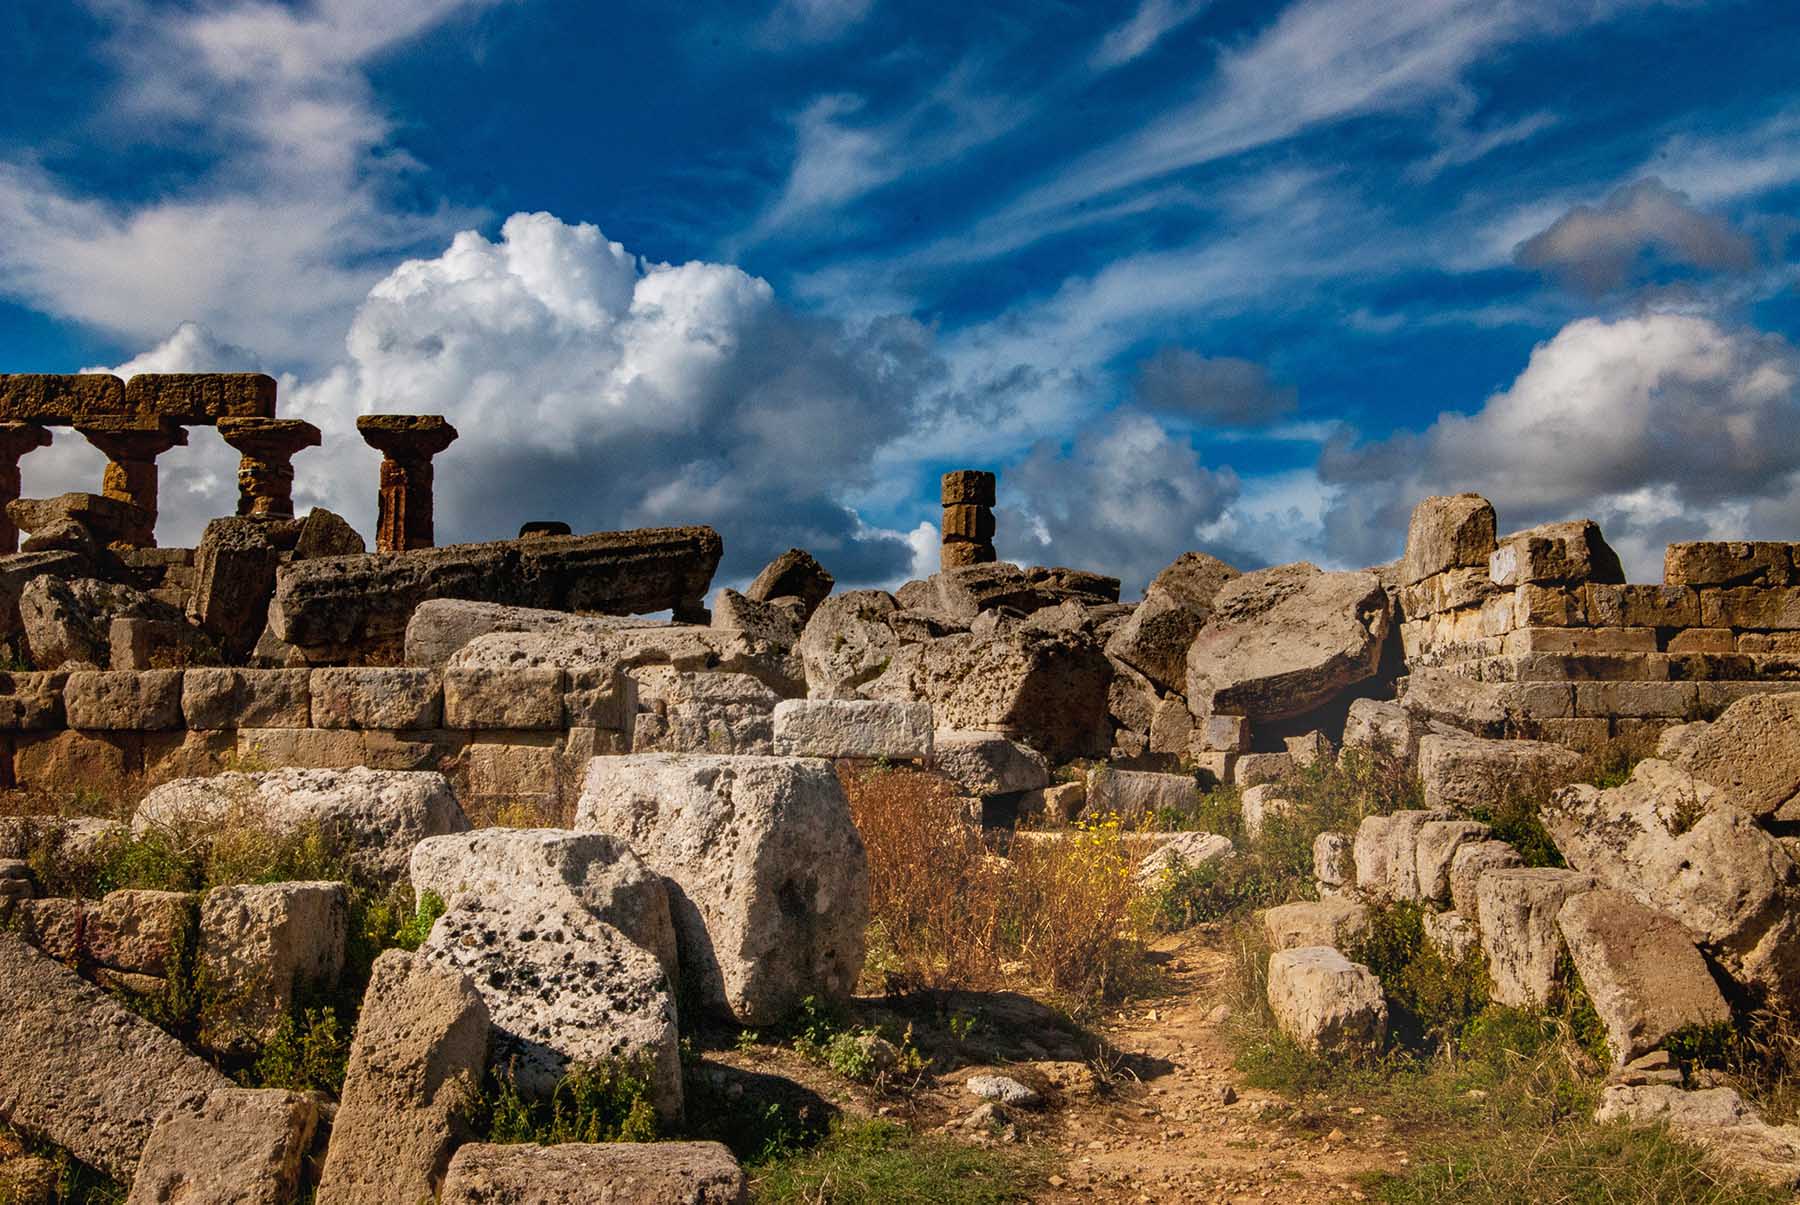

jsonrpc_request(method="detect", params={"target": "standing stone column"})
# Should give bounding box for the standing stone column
[356,415,459,553]
[0,422,52,553]
[75,417,188,547]
[217,418,322,520]
[940,469,996,569]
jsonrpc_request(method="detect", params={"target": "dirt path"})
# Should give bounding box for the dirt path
[1035,930,1400,1203]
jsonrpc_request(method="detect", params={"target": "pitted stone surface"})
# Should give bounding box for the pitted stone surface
[771,698,933,759]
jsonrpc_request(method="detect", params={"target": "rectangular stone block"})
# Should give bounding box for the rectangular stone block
[237,727,366,770]
[1664,541,1794,588]
[0,373,127,423]
[1480,592,1516,637]
[940,470,996,507]
[143,730,235,787]
[1498,682,1574,719]
[64,670,183,731]
[563,672,636,732]
[1666,652,1759,681]
[939,503,996,542]
[1514,584,1587,627]
[771,699,933,759]
[1401,568,1495,618]
[461,742,561,824]
[443,667,564,730]
[121,373,277,424]
[182,668,311,730]
[362,729,465,772]
[1701,587,1800,631]
[1501,627,1658,656]
[1612,717,1680,748]
[1695,681,1800,716]
[130,1086,320,1205]
[311,668,442,730]
[1531,717,1612,753]
[1666,628,1735,654]
[1573,680,1698,719]
[12,730,140,795]
[1195,713,1249,753]
[1737,632,1800,654]
[1585,584,1700,629]
[0,671,68,730]
[1187,748,1235,789]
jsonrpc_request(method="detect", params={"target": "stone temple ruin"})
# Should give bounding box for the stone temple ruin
[2,369,1800,1198]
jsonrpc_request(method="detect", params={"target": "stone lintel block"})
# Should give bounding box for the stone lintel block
[940,502,996,542]
[310,667,442,730]
[940,469,996,507]
[64,670,183,731]
[1572,680,1699,720]
[1501,627,1658,656]
[443,666,564,731]
[236,727,367,770]
[1700,587,1800,632]
[0,374,127,424]
[1665,541,1795,589]
[1667,628,1736,654]
[182,668,312,730]
[1585,583,1701,630]
[122,373,277,424]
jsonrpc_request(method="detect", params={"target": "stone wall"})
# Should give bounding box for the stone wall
[0,664,635,822]
[1397,511,1800,749]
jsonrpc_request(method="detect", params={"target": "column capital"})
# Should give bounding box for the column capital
[75,415,189,458]
[218,416,322,460]
[356,414,458,461]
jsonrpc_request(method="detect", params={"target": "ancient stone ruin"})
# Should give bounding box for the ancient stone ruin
[1,375,1799,1199]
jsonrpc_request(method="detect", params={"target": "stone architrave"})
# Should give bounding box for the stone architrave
[357,415,459,552]
[0,423,51,552]
[74,417,188,547]
[218,418,322,519]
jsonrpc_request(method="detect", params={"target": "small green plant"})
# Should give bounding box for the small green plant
[785,996,925,1086]
[249,1006,351,1094]
[947,1010,979,1042]
[735,1027,762,1054]
[474,1059,660,1145]
[750,1118,1044,1204]
[1466,789,1564,868]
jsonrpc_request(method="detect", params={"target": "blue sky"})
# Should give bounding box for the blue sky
[3,0,1799,591]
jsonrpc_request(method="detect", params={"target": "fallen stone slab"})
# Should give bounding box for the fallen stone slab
[410,828,678,982]
[1476,867,1596,1008]
[1352,809,1453,902]
[1266,946,1387,1056]
[0,932,230,1180]
[1448,838,1524,918]
[404,598,656,668]
[1341,698,1422,763]
[198,881,348,1052]
[439,1140,748,1204]
[576,754,868,1025]
[1414,818,1493,906]
[134,767,469,885]
[1186,563,1391,724]
[1136,831,1234,887]
[1402,494,1497,586]
[630,668,779,755]
[270,526,723,661]
[1596,1085,1800,1187]
[771,698,933,759]
[1558,889,1731,1066]
[1103,551,1239,693]
[1663,692,1800,820]
[418,893,682,1117]
[745,547,834,616]
[1418,731,1583,813]
[1084,765,1197,822]
[931,729,1049,796]
[1543,759,1800,1008]
[711,588,805,648]
[316,950,489,1205]
[125,1087,320,1205]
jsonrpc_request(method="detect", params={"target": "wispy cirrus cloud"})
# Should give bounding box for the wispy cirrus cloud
[1090,0,1211,71]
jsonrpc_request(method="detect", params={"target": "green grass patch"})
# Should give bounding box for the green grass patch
[749,1118,1044,1204]
[470,1059,660,1146]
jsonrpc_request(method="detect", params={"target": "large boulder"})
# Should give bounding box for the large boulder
[270,526,723,662]
[417,894,682,1117]
[0,933,231,1180]
[1266,946,1387,1056]
[1417,731,1583,813]
[316,950,490,1205]
[929,562,1120,621]
[796,590,899,699]
[189,517,282,660]
[1557,889,1731,1065]
[440,1141,748,1204]
[1402,494,1497,585]
[745,548,834,616]
[20,575,202,670]
[1663,692,1800,820]
[1104,552,1239,693]
[1543,759,1800,1007]
[1185,563,1391,723]
[575,754,869,1025]
[134,768,470,885]
[1596,1085,1800,1188]
[410,828,678,983]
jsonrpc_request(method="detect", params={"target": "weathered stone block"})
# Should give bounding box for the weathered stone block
[236,726,366,769]
[1403,494,1497,585]
[744,548,834,614]
[1701,587,1800,631]
[1266,946,1386,1056]
[931,728,1049,795]
[181,667,310,729]
[1418,731,1584,811]
[64,669,183,730]
[311,667,442,729]
[1490,520,1624,586]
[316,950,489,1205]
[1262,898,1370,952]
[1514,584,1587,627]
[198,881,348,1052]
[1085,766,1197,822]
[1502,626,1658,655]
[12,729,139,793]
[1669,628,1736,654]
[1240,784,1295,839]
[126,1086,319,1205]
[1195,712,1249,752]
[1234,751,1293,788]
[1586,584,1701,629]
[1572,680,1699,719]
[941,503,996,542]
[1415,819,1492,905]
[1476,867,1595,1008]
[439,1141,748,1205]
[443,666,563,730]
[0,670,67,730]
[143,729,237,786]
[770,698,932,759]
[940,469,996,507]
[1353,810,1453,902]
[0,374,128,422]
[121,373,277,423]
[1665,541,1795,588]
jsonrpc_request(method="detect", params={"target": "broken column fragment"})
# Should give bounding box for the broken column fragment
[75,417,188,547]
[0,423,52,553]
[357,415,459,553]
[218,417,322,519]
[941,469,997,569]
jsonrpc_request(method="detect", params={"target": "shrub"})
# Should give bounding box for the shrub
[472,1059,660,1145]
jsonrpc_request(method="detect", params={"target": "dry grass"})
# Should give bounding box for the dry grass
[840,764,1146,1010]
